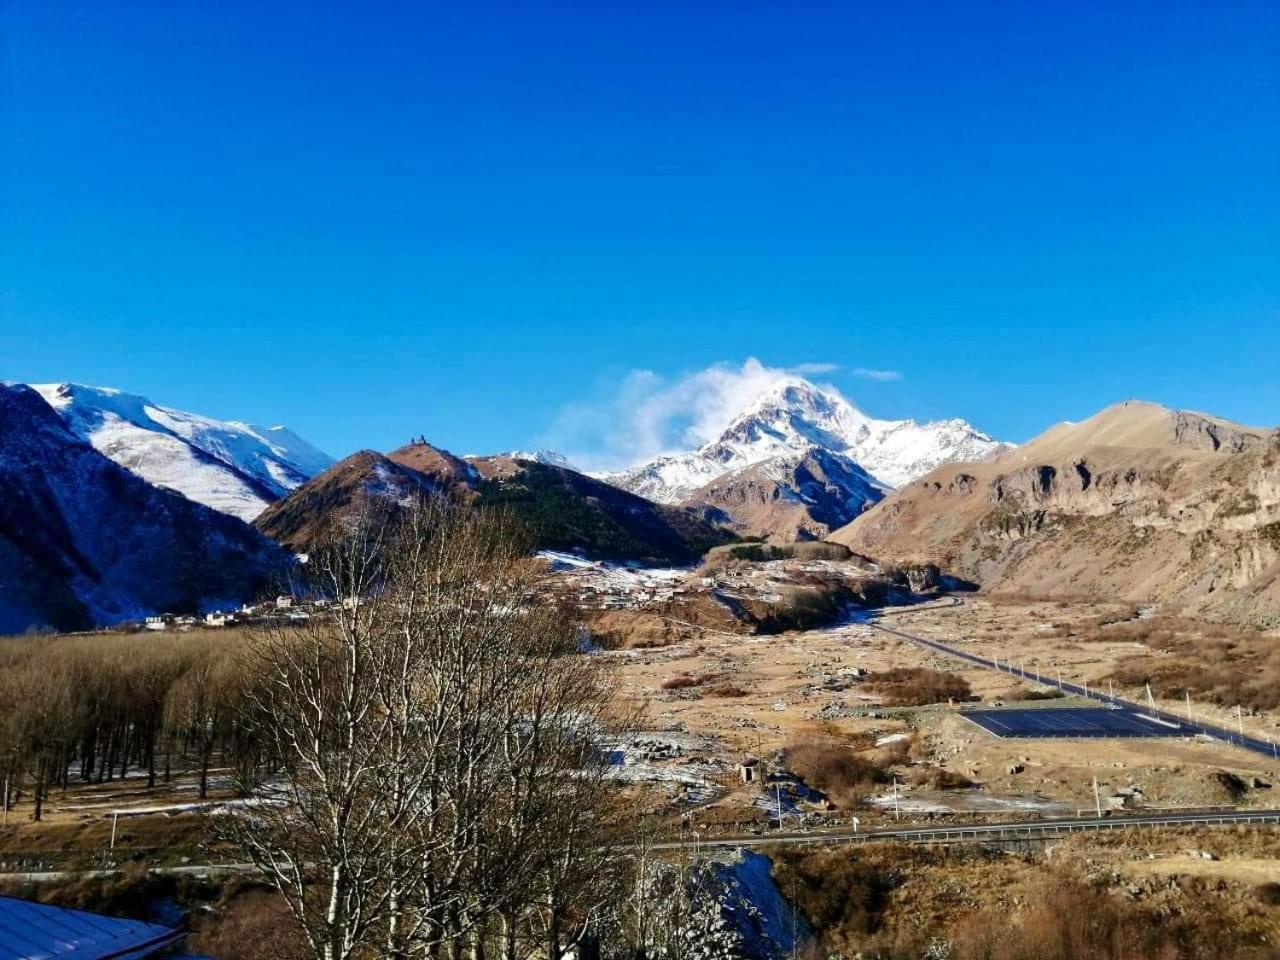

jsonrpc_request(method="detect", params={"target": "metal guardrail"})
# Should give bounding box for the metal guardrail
[675,809,1280,853]
[5,812,1279,879]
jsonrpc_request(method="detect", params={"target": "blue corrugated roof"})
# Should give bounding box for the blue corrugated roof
[0,896,183,960]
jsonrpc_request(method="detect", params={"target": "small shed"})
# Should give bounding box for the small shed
[739,758,762,784]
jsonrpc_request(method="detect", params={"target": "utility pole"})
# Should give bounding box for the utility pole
[775,783,783,830]
[1108,680,1114,699]
[110,811,119,850]
[1092,776,1102,818]
[1146,683,1156,711]
[1186,692,1193,723]
[892,776,900,821]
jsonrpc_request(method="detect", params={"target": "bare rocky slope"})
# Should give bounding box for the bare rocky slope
[0,385,286,634]
[831,401,1280,625]
[689,447,884,542]
[257,442,735,565]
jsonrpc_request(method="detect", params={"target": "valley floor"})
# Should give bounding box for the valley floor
[606,596,1280,830]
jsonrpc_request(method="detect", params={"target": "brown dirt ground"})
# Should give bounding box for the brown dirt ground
[605,598,1280,829]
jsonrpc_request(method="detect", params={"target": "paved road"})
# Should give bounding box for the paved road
[5,809,1278,882]
[669,807,1280,853]
[868,614,1280,761]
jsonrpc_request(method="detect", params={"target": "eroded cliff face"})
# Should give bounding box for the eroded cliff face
[832,404,1280,626]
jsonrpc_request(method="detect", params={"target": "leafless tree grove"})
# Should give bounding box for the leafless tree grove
[216,498,635,960]
[0,629,258,823]
[0,497,703,960]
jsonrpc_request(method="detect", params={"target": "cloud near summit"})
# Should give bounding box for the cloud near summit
[543,358,848,473]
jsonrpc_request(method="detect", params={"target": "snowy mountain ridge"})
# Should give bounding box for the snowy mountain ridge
[483,449,574,469]
[0,384,284,633]
[611,378,1011,504]
[30,383,334,522]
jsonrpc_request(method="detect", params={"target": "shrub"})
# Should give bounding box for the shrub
[1099,615,1280,712]
[864,667,972,706]
[1004,686,1065,702]
[1255,882,1280,907]
[949,874,1239,960]
[660,674,703,690]
[783,740,887,808]
[909,767,975,790]
[708,683,748,698]
[189,885,305,960]
[770,848,891,952]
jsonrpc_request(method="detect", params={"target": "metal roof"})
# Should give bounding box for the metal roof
[0,896,184,960]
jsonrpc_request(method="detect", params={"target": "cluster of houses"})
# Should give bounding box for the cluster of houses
[140,594,339,632]
[571,579,687,610]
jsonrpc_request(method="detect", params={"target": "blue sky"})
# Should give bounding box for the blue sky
[2,1,1276,465]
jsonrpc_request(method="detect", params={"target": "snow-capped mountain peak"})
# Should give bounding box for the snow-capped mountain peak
[29,383,334,522]
[611,378,1011,504]
[715,378,873,460]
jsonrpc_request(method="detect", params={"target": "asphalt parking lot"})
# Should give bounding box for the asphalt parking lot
[963,706,1186,739]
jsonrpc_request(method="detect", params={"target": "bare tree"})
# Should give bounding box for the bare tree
[217,496,633,960]
[217,507,397,960]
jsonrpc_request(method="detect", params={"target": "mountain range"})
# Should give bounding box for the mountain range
[9,372,1273,631]
[256,444,733,565]
[605,378,1010,540]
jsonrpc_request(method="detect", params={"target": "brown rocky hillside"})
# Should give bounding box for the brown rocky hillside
[830,401,1280,626]
[685,448,883,542]
[257,443,735,565]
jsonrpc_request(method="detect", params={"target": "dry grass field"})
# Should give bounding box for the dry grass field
[603,597,1280,830]
[769,826,1280,959]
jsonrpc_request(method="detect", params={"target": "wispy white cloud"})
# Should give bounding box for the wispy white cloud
[851,367,903,382]
[541,357,843,473]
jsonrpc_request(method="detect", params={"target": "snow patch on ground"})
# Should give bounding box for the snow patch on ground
[868,791,1070,814]
[875,732,912,747]
[706,850,810,960]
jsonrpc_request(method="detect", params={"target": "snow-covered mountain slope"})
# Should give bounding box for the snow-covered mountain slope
[30,383,333,522]
[611,378,1011,503]
[0,384,285,633]
[493,449,574,469]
